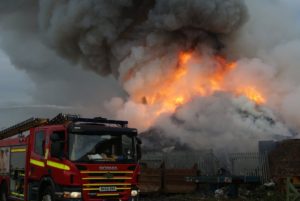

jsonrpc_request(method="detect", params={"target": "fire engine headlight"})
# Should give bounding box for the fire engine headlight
[131,189,138,197]
[63,191,82,198]
[70,192,82,198]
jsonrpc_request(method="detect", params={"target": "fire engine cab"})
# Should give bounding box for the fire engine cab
[0,114,141,201]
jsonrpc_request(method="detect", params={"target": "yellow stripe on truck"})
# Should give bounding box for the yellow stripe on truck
[11,192,24,197]
[30,159,45,167]
[82,177,132,180]
[83,183,131,186]
[47,160,70,171]
[80,171,133,174]
[96,193,119,197]
[11,148,26,153]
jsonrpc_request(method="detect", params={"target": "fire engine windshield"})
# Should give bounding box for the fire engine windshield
[68,133,136,163]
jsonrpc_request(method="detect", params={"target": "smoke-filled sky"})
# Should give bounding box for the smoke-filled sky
[0,0,300,152]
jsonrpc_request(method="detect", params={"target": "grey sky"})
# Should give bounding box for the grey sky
[0,49,33,129]
[0,42,123,129]
[0,49,33,105]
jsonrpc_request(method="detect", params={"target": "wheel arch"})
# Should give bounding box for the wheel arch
[38,176,56,200]
[0,180,8,201]
[0,179,8,193]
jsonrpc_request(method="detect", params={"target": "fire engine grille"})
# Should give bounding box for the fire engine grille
[80,171,133,199]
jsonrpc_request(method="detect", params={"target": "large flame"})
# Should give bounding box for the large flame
[237,86,266,104]
[124,51,266,118]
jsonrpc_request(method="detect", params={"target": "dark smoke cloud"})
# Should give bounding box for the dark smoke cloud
[0,0,123,128]
[38,0,248,76]
[148,0,247,33]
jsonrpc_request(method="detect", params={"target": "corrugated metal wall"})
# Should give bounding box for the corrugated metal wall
[142,150,219,175]
[142,150,269,179]
[229,152,270,183]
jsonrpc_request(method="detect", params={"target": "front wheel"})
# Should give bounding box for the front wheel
[41,186,55,201]
[0,183,8,201]
[130,197,139,201]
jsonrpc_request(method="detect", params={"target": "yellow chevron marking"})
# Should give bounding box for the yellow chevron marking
[11,148,26,153]
[30,159,45,167]
[47,160,70,171]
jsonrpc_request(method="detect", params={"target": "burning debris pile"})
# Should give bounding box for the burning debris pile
[1,0,300,152]
[139,92,291,152]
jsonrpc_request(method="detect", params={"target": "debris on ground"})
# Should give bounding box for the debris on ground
[140,185,285,201]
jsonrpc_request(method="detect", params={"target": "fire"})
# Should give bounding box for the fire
[175,96,184,105]
[125,51,266,118]
[237,87,266,104]
[179,52,192,64]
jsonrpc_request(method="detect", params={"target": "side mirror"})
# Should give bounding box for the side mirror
[137,145,142,160]
[136,138,142,160]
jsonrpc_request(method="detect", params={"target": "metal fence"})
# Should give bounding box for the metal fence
[229,152,270,183]
[142,150,219,175]
[142,150,270,182]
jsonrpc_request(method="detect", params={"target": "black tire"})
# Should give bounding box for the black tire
[40,186,55,201]
[0,183,7,201]
[130,197,139,201]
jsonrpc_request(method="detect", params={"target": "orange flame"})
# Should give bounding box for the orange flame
[237,87,266,104]
[126,51,266,117]
[179,52,192,64]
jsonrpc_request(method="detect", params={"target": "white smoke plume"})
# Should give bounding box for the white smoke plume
[1,0,299,152]
[225,0,300,135]
[154,93,291,152]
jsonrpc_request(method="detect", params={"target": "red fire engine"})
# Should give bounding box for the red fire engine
[0,114,141,201]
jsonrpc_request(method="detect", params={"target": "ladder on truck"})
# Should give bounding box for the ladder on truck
[0,118,48,140]
[0,113,78,140]
[0,113,129,140]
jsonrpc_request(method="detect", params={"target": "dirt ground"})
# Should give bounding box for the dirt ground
[139,191,285,201]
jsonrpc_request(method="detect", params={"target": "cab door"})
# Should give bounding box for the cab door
[46,130,70,185]
[28,128,47,181]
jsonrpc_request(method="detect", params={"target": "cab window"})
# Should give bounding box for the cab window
[50,131,66,158]
[34,131,45,156]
